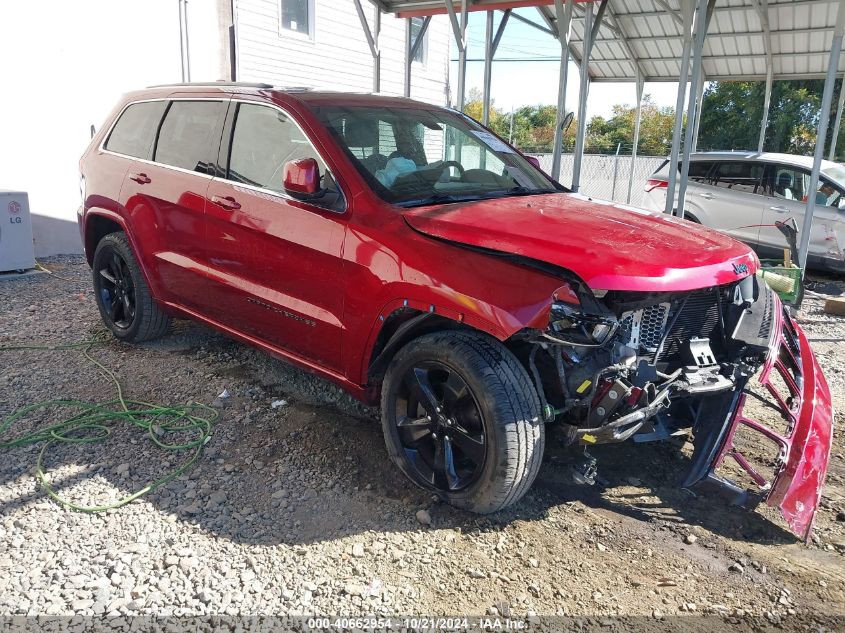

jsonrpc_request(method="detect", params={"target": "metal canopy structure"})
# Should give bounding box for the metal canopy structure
[364,0,845,274]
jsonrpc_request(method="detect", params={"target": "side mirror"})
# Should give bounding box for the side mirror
[525,156,542,170]
[283,158,321,198]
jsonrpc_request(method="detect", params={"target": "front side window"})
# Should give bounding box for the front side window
[709,161,765,194]
[154,101,223,173]
[281,0,312,36]
[769,166,843,207]
[314,105,559,207]
[104,101,167,159]
[227,103,340,203]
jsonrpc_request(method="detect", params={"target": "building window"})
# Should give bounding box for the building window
[280,0,313,38]
[410,17,427,64]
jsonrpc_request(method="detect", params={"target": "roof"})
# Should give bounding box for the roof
[690,151,842,171]
[372,0,844,82]
[286,91,439,108]
[135,84,442,109]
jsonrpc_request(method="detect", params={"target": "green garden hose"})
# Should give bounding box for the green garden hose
[0,337,219,512]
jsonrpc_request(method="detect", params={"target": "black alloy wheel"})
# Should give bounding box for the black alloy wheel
[97,250,136,330]
[393,361,486,491]
[381,331,545,514]
[92,232,170,342]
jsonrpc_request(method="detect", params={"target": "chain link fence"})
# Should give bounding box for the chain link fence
[525,151,668,208]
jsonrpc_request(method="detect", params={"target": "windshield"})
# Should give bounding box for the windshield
[822,164,845,190]
[312,105,561,207]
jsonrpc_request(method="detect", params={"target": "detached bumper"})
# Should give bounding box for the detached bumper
[714,299,834,540]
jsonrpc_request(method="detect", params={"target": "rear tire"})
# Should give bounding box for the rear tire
[381,331,544,513]
[92,232,170,342]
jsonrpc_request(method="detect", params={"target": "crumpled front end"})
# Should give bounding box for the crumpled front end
[693,297,834,540]
[514,270,832,540]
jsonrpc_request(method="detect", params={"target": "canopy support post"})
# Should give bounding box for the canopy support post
[677,0,714,218]
[573,0,605,192]
[483,11,494,125]
[664,0,695,216]
[829,74,845,160]
[758,66,773,152]
[354,0,380,93]
[178,0,191,82]
[481,8,511,126]
[799,0,845,272]
[445,0,469,111]
[691,71,706,152]
[552,0,573,182]
[627,72,645,204]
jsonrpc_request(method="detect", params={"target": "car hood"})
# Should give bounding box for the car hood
[403,192,759,292]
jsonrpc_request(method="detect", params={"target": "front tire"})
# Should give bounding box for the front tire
[381,331,544,513]
[92,232,170,342]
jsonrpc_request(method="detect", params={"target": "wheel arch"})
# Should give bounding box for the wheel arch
[84,210,126,265]
[366,308,470,387]
[84,209,160,307]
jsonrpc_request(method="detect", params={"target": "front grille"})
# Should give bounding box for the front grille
[619,303,670,352]
[615,288,725,364]
[659,289,722,361]
[641,303,670,350]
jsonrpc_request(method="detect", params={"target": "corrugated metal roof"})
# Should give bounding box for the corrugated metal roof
[372,0,843,81]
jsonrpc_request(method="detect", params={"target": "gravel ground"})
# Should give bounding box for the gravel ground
[1,256,844,628]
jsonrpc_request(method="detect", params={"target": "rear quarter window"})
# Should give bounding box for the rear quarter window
[104,101,167,159]
[687,161,713,182]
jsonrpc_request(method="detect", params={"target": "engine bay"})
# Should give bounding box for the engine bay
[519,273,777,448]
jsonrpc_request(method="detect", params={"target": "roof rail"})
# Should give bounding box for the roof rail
[146,81,274,89]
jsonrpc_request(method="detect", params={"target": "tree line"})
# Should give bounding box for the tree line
[463,80,845,159]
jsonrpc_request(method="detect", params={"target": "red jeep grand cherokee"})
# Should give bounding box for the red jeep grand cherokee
[78,83,832,539]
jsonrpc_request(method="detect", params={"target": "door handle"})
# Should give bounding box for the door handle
[129,172,151,185]
[698,192,715,199]
[769,205,789,213]
[211,195,241,210]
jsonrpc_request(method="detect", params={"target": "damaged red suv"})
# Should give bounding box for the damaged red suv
[78,83,833,539]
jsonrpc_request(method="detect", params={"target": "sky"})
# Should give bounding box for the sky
[451,8,685,119]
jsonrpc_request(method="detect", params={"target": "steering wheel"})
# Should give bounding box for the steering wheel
[438,160,465,179]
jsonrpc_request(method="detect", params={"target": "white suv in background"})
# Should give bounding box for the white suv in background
[641,151,845,273]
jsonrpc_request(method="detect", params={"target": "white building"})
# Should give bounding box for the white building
[0,0,451,256]
[235,0,450,104]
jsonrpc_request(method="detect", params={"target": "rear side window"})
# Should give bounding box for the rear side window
[687,161,713,182]
[154,101,223,173]
[104,101,167,159]
[710,161,765,194]
[227,103,334,194]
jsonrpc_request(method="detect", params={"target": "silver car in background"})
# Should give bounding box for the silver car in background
[641,151,845,273]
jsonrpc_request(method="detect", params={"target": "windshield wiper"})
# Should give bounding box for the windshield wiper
[502,186,557,196]
[397,187,557,208]
[397,193,488,208]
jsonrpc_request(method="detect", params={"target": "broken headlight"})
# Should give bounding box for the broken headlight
[547,301,618,347]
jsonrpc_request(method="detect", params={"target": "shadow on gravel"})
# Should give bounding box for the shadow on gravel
[1,318,800,548]
[536,433,797,545]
